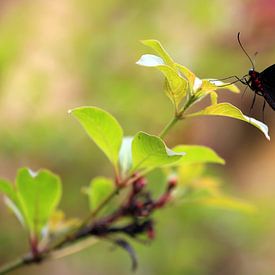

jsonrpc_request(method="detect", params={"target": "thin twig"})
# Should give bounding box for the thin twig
[0,258,25,275]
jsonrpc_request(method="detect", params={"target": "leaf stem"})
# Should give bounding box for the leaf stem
[159,116,179,139]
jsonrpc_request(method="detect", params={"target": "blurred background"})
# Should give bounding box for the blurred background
[1,0,275,274]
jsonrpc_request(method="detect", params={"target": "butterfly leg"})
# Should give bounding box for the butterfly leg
[215,75,242,81]
[250,93,257,113]
[210,76,247,86]
[241,85,248,99]
[262,100,266,122]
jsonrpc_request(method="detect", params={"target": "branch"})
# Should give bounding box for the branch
[0,258,24,275]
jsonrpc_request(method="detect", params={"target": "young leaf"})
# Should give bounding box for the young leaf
[0,179,16,201]
[132,132,185,172]
[185,103,270,140]
[136,54,165,67]
[136,55,188,111]
[87,177,114,212]
[70,106,123,167]
[175,63,196,88]
[190,79,240,107]
[198,79,240,94]
[205,79,240,93]
[141,39,175,67]
[195,196,257,214]
[173,145,225,165]
[46,210,81,239]
[119,137,134,176]
[0,179,25,226]
[16,168,62,236]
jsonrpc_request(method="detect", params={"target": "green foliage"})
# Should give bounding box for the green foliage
[0,36,270,274]
[175,165,256,214]
[186,103,270,140]
[0,168,62,238]
[16,168,62,236]
[136,53,188,112]
[140,39,175,67]
[132,131,185,172]
[47,210,81,238]
[0,179,16,201]
[86,177,114,212]
[137,39,270,140]
[119,137,134,176]
[173,145,225,165]
[70,106,123,169]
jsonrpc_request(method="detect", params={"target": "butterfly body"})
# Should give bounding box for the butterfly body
[246,65,275,110]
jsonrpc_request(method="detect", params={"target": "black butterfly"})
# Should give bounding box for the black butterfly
[220,33,275,117]
[246,63,275,111]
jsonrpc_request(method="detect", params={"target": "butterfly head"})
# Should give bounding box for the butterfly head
[248,68,258,77]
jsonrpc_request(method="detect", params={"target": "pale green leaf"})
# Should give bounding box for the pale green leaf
[175,63,196,88]
[5,197,25,226]
[191,79,240,105]
[141,39,174,67]
[177,164,206,186]
[16,168,62,236]
[0,179,24,226]
[173,145,225,165]
[194,196,257,214]
[179,176,256,214]
[0,179,15,200]
[132,131,185,171]
[206,79,240,93]
[119,137,133,176]
[136,55,188,109]
[164,76,188,110]
[88,177,114,212]
[70,106,123,166]
[210,92,218,105]
[47,210,81,239]
[186,103,270,140]
[196,79,240,94]
[136,54,165,67]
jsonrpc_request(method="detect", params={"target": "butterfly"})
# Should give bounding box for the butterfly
[219,33,275,118]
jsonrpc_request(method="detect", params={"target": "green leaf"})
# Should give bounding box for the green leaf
[87,177,114,212]
[132,131,185,172]
[206,79,240,93]
[175,63,196,88]
[178,175,256,214]
[47,210,81,238]
[119,137,133,176]
[136,54,165,67]
[194,196,256,214]
[0,179,24,226]
[210,92,218,105]
[199,79,240,94]
[173,145,225,165]
[177,164,206,186]
[186,103,270,140]
[140,39,175,67]
[16,168,62,236]
[190,79,240,107]
[70,106,123,167]
[136,54,188,110]
[164,76,188,110]
[0,179,15,200]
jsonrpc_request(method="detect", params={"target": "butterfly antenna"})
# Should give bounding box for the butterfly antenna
[253,51,258,67]
[237,32,255,70]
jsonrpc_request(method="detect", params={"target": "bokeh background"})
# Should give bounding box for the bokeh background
[1,0,275,274]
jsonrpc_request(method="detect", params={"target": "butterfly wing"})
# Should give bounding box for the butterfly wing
[259,64,275,110]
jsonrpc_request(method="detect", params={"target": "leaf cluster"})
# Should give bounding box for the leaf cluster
[0,39,268,274]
